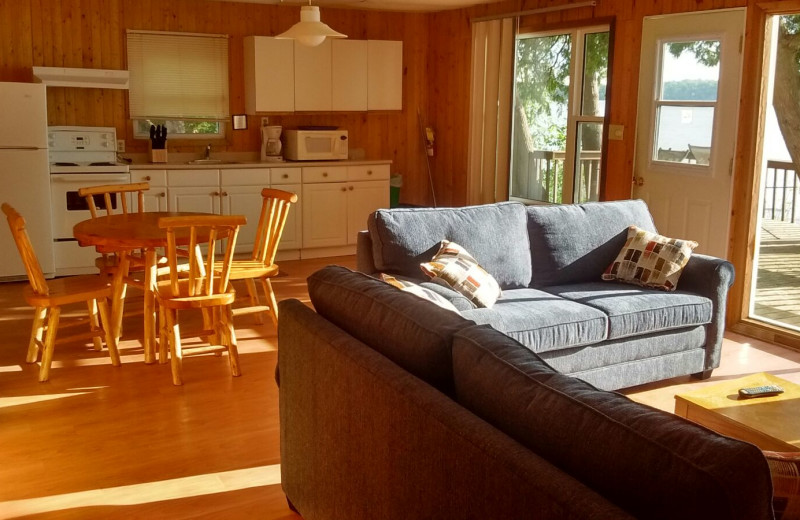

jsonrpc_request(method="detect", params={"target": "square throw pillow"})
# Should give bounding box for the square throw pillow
[602,225,698,291]
[379,273,459,313]
[419,241,502,308]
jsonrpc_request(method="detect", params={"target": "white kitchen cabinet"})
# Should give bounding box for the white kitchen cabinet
[332,40,368,111]
[168,169,221,214]
[302,182,348,248]
[294,40,332,112]
[220,168,271,254]
[244,36,294,113]
[302,164,389,252]
[270,167,302,252]
[368,40,403,110]
[131,170,168,211]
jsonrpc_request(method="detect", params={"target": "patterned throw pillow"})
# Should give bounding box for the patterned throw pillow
[379,273,459,313]
[764,451,800,519]
[602,226,697,291]
[419,241,501,308]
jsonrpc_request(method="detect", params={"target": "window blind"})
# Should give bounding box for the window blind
[127,31,229,120]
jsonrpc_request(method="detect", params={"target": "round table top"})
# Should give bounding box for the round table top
[73,211,211,250]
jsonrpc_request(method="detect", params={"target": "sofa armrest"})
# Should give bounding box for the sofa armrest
[356,230,377,274]
[678,253,735,371]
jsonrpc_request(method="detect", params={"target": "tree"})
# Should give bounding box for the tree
[774,15,800,172]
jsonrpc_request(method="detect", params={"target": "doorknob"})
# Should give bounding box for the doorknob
[635,176,645,187]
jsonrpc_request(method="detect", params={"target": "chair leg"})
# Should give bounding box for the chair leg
[244,278,264,325]
[27,306,47,363]
[224,306,241,377]
[261,278,279,327]
[87,298,103,351]
[166,308,183,385]
[96,298,121,366]
[212,308,223,356]
[39,306,61,382]
[158,303,169,364]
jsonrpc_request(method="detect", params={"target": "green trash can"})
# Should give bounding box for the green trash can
[390,174,403,208]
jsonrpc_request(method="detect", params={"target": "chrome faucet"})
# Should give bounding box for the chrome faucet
[205,144,211,160]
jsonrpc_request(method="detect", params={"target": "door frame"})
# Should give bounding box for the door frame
[728,3,800,350]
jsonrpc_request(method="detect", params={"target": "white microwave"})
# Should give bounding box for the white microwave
[283,129,348,161]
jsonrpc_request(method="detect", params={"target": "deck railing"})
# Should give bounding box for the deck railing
[510,149,601,203]
[763,160,800,223]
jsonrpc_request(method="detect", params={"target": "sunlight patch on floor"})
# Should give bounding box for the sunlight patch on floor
[0,464,282,518]
[0,390,92,409]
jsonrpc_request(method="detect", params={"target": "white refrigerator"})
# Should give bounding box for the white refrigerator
[0,82,54,280]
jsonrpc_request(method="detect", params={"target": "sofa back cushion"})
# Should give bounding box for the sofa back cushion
[368,202,531,289]
[451,325,773,520]
[307,265,472,394]
[527,199,657,287]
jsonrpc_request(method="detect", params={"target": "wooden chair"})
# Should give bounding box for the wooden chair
[220,188,298,326]
[2,203,120,382]
[77,182,151,280]
[156,214,246,385]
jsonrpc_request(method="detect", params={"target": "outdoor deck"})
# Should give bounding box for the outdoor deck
[753,218,800,329]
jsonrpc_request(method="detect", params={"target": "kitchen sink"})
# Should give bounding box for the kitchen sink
[186,158,238,165]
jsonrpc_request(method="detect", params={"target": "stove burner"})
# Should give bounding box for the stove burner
[54,162,78,166]
[89,161,117,166]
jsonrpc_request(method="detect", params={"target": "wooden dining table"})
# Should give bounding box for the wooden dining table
[73,211,211,364]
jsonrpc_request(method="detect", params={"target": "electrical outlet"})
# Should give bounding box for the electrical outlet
[608,124,624,141]
[261,117,269,127]
[117,139,125,153]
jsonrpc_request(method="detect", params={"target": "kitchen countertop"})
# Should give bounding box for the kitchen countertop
[128,158,392,170]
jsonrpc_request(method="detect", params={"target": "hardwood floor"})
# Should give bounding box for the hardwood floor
[2,255,800,519]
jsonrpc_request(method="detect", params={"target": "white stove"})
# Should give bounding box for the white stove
[48,126,131,276]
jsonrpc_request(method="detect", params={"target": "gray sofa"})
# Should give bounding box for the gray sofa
[278,265,773,519]
[356,199,735,390]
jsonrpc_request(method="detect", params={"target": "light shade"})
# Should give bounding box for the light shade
[276,5,347,47]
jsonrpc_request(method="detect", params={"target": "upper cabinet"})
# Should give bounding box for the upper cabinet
[368,40,403,111]
[244,36,402,114]
[332,40,368,111]
[295,40,333,112]
[244,36,294,113]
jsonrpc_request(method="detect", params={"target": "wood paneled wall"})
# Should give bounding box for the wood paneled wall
[0,0,432,205]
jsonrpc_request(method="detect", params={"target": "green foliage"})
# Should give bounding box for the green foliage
[666,40,720,67]
[135,119,220,136]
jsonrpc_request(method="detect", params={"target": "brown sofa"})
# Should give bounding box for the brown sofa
[277,266,774,520]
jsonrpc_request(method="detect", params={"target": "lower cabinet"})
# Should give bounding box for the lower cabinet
[302,182,349,248]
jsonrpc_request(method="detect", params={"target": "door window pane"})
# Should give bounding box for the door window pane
[582,32,609,116]
[575,122,603,202]
[660,41,720,101]
[654,106,715,164]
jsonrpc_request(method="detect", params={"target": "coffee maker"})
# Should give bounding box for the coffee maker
[261,123,283,162]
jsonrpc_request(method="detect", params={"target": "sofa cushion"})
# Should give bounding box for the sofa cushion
[307,265,472,393]
[368,202,532,289]
[420,278,477,311]
[451,325,773,520]
[602,225,697,291]
[460,288,608,353]
[527,199,657,288]
[545,282,712,340]
[420,241,502,308]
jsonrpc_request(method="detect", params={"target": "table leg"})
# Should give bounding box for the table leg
[110,251,130,348]
[143,248,158,364]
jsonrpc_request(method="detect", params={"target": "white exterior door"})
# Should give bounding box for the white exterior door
[634,9,745,258]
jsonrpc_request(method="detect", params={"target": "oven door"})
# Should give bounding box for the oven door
[50,173,132,240]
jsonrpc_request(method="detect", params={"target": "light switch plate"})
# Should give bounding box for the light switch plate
[609,124,624,141]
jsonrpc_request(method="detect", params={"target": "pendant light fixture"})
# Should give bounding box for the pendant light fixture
[276,1,347,48]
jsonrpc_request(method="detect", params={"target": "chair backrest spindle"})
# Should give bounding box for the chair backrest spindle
[252,188,298,265]
[2,203,50,296]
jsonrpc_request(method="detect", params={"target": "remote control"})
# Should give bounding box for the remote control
[738,385,784,399]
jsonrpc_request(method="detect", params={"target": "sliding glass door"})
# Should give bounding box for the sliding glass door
[509,26,609,204]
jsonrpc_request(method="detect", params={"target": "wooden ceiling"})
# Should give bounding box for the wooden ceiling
[211,0,503,12]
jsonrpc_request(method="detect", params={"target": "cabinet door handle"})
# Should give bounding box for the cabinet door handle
[348,186,354,191]
[341,186,347,192]
[145,175,151,181]
[221,191,228,197]
[213,191,220,196]
[282,174,289,179]
[367,170,372,175]
[322,172,328,177]
[159,192,166,197]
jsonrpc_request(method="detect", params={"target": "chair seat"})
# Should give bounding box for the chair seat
[156,279,237,309]
[222,260,279,280]
[24,276,113,307]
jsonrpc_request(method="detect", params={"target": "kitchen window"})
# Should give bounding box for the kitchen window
[127,30,230,139]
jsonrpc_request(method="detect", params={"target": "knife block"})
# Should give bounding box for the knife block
[149,143,168,163]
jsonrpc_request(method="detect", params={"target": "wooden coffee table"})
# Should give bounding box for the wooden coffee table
[674,372,800,452]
